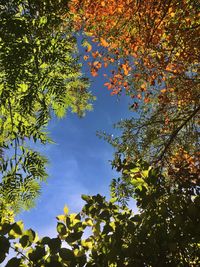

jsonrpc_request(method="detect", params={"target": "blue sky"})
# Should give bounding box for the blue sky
[17,55,135,237]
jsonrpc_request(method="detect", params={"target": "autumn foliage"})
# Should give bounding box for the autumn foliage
[69,0,200,184]
[70,0,199,99]
[0,1,199,265]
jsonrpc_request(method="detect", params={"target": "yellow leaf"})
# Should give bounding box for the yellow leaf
[56,214,66,222]
[161,89,167,93]
[170,12,175,17]
[81,239,93,249]
[63,205,69,215]
[85,218,93,226]
[141,170,149,178]
[86,44,92,52]
[74,249,84,257]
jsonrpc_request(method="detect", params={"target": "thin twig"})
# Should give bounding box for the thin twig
[158,105,200,162]
[10,245,33,266]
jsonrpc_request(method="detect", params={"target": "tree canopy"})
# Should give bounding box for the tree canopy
[0,0,94,213]
[0,0,199,266]
[70,0,199,93]
[0,164,199,266]
[71,0,200,185]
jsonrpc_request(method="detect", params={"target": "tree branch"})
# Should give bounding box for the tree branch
[158,105,200,162]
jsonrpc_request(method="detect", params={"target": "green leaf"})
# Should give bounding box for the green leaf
[81,195,90,202]
[18,83,28,92]
[130,167,140,173]
[48,238,61,253]
[57,222,67,235]
[40,63,48,69]
[0,236,10,263]
[28,246,46,262]
[41,236,51,245]
[9,221,24,238]
[131,178,144,187]
[19,235,29,248]
[0,223,12,235]
[110,197,118,203]
[39,16,48,25]
[44,256,63,267]
[5,258,21,267]
[65,231,83,243]
[59,248,74,261]
[18,228,35,248]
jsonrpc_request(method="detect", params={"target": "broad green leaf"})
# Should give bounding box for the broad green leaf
[19,235,29,248]
[48,238,61,253]
[59,248,74,261]
[0,236,10,263]
[81,195,90,202]
[65,231,83,243]
[5,258,21,267]
[9,221,24,238]
[28,246,46,262]
[57,223,67,236]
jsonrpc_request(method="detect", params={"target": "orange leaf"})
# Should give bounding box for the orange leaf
[91,71,98,77]
[91,67,98,77]
[141,83,147,91]
[83,55,89,61]
[100,38,109,47]
[104,82,112,90]
[122,64,129,76]
[93,61,100,66]
[124,82,128,87]
[92,51,99,58]
[144,97,150,103]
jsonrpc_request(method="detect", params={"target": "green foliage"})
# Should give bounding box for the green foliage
[0,1,198,266]
[0,166,199,266]
[0,0,94,212]
[99,85,199,164]
[98,77,200,187]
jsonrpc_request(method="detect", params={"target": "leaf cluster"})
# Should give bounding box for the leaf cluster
[0,0,94,212]
[0,165,199,266]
